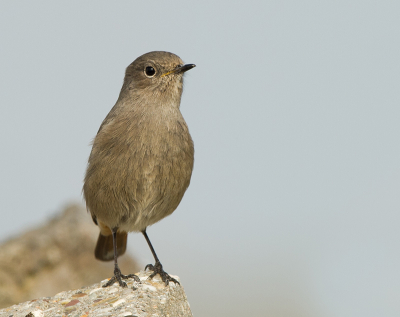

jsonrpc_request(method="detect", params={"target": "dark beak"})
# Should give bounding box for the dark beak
[162,64,196,77]
[176,64,196,74]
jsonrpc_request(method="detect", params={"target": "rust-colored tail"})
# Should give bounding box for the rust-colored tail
[94,231,128,261]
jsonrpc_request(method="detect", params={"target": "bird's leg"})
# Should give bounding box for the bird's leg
[102,228,140,288]
[142,230,180,286]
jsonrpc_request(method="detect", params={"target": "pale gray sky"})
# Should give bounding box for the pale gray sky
[1,1,400,316]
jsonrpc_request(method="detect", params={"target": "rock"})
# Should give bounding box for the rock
[0,271,193,317]
[0,204,140,309]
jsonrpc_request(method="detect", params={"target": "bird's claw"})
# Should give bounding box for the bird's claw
[145,261,180,286]
[103,267,140,288]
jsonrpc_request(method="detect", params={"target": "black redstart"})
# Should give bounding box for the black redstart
[83,51,195,287]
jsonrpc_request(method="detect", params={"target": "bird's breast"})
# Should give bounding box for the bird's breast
[84,110,194,231]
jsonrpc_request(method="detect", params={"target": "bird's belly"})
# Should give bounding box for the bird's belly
[86,139,193,232]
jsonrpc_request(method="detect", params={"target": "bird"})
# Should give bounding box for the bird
[83,51,195,288]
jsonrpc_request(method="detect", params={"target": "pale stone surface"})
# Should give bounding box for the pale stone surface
[0,271,192,317]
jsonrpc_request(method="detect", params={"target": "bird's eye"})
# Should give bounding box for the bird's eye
[144,66,156,77]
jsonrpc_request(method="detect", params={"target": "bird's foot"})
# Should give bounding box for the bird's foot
[145,261,180,286]
[103,266,140,288]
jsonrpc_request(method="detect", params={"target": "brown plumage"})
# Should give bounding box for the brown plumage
[94,231,127,261]
[83,51,195,287]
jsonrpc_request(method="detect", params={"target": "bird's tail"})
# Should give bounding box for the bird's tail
[94,231,128,261]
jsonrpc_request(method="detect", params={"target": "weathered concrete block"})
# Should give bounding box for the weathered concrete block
[0,271,193,317]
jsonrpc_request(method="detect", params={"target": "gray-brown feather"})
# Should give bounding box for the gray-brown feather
[83,51,194,234]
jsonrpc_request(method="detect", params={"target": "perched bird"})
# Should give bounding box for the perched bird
[83,51,195,287]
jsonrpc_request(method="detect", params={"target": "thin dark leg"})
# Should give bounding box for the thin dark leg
[102,229,140,288]
[142,229,160,263]
[112,230,119,268]
[142,229,180,286]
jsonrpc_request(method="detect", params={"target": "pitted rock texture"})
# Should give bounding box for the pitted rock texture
[0,271,192,317]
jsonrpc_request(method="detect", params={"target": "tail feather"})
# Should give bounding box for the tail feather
[94,231,128,261]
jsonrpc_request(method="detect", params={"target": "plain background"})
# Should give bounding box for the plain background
[1,1,399,316]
